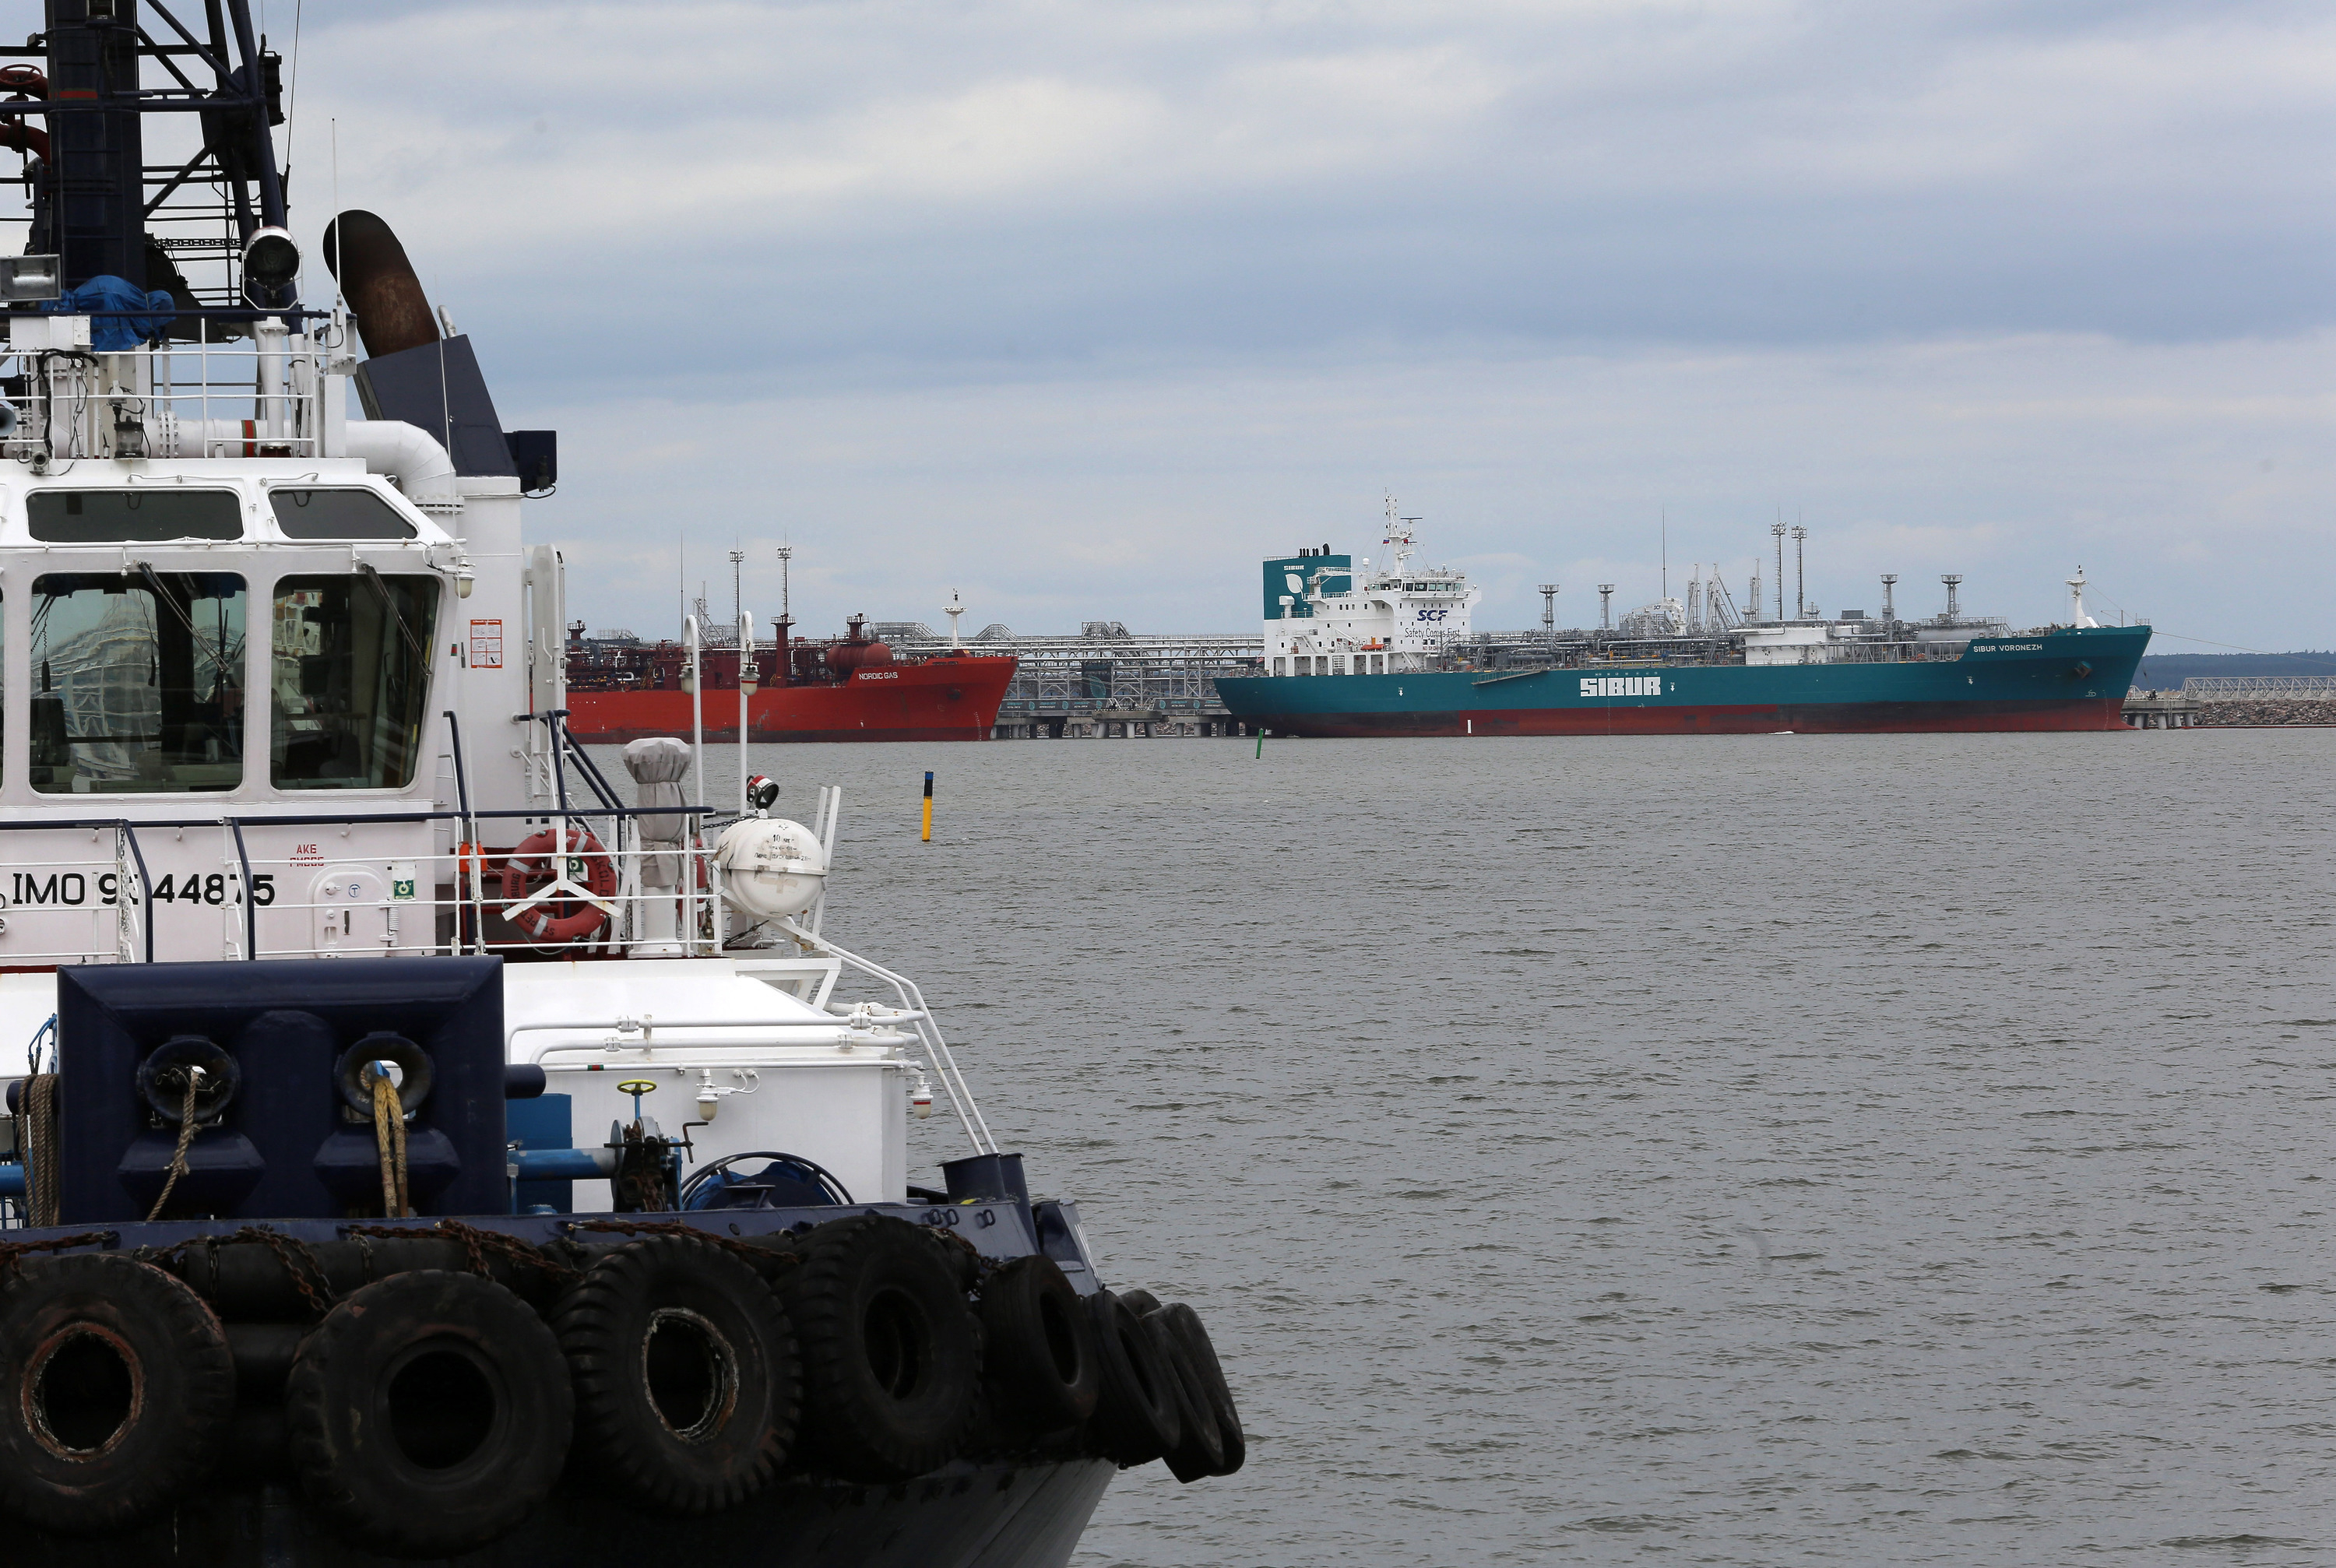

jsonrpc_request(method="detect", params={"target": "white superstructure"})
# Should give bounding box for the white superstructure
[0,315,994,1210]
[1261,500,1482,676]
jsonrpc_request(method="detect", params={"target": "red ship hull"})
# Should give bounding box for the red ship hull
[565,656,1015,744]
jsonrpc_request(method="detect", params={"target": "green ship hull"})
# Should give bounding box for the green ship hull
[1217,625,2150,737]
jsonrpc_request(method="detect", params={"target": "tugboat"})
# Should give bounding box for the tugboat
[0,5,1238,1563]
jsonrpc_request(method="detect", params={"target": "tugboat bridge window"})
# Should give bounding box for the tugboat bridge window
[27,489,242,543]
[269,488,418,540]
[271,575,438,789]
[30,573,247,793]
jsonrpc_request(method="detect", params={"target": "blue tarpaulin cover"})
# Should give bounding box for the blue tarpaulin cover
[42,274,175,350]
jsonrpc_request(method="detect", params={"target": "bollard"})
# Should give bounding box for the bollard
[922,771,934,842]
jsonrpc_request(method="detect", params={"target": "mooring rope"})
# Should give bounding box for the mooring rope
[144,1066,204,1222]
[24,1073,60,1228]
[370,1068,409,1218]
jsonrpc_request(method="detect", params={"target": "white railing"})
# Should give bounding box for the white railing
[2,326,328,462]
[0,810,805,967]
[0,789,1001,1163]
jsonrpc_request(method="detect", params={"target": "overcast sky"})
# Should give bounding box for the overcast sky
[262,0,2331,645]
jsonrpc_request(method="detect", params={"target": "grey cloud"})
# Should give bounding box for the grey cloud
[287,0,2336,378]
[253,2,2336,646]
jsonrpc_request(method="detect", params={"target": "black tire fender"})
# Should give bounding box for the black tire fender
[285,1270,572,1558]
[1085,1289,1180,1466]
[976,1254,1099,1437]
[554,1235,800,1513]
[0,1253,236,1533]
[776,1214,980,1480]
[1158,1302,1244,1475]
[1146,1313,1225,1482]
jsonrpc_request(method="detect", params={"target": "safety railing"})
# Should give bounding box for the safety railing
[0,806,740,965]
[0,794,994,1163]
[1,328,329,462]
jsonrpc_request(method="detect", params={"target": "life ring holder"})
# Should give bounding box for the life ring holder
[498,829,620,947]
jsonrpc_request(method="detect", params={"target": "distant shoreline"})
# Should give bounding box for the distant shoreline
[2135,650,2336,685]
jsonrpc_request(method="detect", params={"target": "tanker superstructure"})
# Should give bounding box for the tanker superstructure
[1217,505,2150,735]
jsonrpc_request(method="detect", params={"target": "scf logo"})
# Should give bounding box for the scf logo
[1415,608,1449,623]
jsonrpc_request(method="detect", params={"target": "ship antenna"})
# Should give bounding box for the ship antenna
[1661,507,1668,600]
[329,118,343,308]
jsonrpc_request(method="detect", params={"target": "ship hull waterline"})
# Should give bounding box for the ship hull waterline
[1217,626,2149,738]
[16,1458,1117,1568]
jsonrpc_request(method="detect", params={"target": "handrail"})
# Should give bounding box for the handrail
[508,1021,850,1042]
[228,818,256,962]
[0,805,722,834]
[118,822,153,965]
[522,1036,910,1064]
[774,919,994,1155]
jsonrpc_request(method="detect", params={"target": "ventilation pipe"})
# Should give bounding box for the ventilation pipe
[342,419,460,510]
[135,413,456,510]
[320,210,440,359]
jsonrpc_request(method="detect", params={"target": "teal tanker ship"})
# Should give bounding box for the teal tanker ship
[1216,510,2150,737]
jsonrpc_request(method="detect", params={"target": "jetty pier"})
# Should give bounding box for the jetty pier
[871,622,1262,737]
[2123,691,2202,728]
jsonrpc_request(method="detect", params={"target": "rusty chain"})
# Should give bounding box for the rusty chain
[225,1225,338,1320]
[343,1218,582,1288]
[564,1217,800,1274]
[0,1230,118,1274]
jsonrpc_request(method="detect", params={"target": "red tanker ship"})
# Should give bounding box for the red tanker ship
[565,614,1015,743]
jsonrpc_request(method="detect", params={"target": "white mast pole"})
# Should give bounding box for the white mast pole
[685,613,705,953]
[738,609,754,817]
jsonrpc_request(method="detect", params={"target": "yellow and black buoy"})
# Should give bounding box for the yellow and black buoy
[921,771,934,842]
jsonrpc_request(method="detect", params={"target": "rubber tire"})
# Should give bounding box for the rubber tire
[0,1253,235,1532]
[976,1255,1099,1437]
[777,1215,980,1481]
[1158,1302,1244,1475]
[554,1235,800,1513]
[1085,1289,1180,1466]
[1117,1288,1162,1317]
[1146,1313,1225,1482]
[286,1270,572,1558]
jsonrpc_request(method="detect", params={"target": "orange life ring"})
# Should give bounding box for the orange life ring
[498,830,618,944]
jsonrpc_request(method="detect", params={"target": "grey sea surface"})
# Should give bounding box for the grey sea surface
[623,730,2335,1566]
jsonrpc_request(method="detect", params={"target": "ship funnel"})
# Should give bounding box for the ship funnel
[321,210,441,358]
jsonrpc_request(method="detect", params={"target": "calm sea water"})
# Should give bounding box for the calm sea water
[614,730,2336,1566]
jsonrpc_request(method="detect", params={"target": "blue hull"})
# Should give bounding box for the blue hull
[1219,625,2150,736]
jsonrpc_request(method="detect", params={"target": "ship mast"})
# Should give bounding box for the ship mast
[1382,494,1417,575]
[7,1,295,318]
